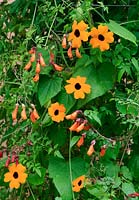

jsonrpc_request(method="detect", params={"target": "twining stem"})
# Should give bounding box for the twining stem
[69,131,75,200]
[27,181,36,200]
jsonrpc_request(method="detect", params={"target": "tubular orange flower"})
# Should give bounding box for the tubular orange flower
[30,111,36,123]
[30,104,40,121]
[65,110,81,120]
[29,47,36,54]
[4,163,28,189]
[87,140,96,156]
[76,121,86,132]
[65,76,91,99]
[75,48,82,58]
[62,34,67,49]
[35,59,41,74]
[77,133,86,148]
[67,45,73,59]
[30,53,36,62]
[100,145,107,157]
[24,61,32,71]
[21,104,27,120]
[89,25,114,51]
[12,103,19,121]
[33,73,39,82]
[52,63,63,71]
[69,121,79,131]
[72,175,85,192]
[39,53,46,67]
[68,20,89,48]
[48,102,66,122]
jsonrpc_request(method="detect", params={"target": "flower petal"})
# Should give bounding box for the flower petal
[80,31,89,41]
[72,38,81,48]
[98,25,108,34]
[4,172,13,182]
[74,91,85,99]
[19,173,28,183]
[77,20,88,31]
[65,84,75,94]
[82,84,91,94]
[9,180,20,189]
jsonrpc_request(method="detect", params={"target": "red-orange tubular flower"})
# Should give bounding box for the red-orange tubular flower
[100,145,107,157]
[21,104,27,121]
[52,63,63,71]
[35,59,41,74]
[77,133,86,148]
[67,45,73,59]
[12,103,19,124]
[62,34,67,49]
[65,110,82,120]
[24,61,32,71]
[87,140,96,156]
[38,53,46,67]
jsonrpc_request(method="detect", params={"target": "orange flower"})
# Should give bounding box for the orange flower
[50,51,55,63]
[29,47,36,54]
[69,121,79,131]
[62,34,67,49]
[24,61,32,71]
[21,104,27,120]
[75,48,82,58]
[30,53,36,62]
[33,73,39,82]
[48,102,66,122]
[67,46,73,59]
[65,76,91,99]
[72,175,85,192]
[65,110,81,120]
[12,103,19,122]
[87,140,96,156]
[68,20,89,48]
[89,25,114,51]
[4,163,28,189]
[30,104,40,123]
[77,133,86,147]
[39,53,46,67]
[100,145,106,157]
[52,63,63,71]
[76,121,86,132]
[35,60,41,74]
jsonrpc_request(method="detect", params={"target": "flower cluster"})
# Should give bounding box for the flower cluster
[62,20,114,58]
[24,47,46,82]
[12,103,40,125]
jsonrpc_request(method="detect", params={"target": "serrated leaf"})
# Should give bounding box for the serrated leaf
[107,20,137,45]
[38,75,62,106]
[70,136,80,148]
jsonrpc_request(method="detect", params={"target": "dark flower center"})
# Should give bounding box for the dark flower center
[74,29,80,37]
[54,109,59,115]
[98,34,105,41]
[78,180,82,186]
[75,83,81,90]
[13,172,18,179]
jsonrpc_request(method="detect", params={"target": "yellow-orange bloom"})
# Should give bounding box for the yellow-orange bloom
[48,102,66,123]
[72,175,85,192]
[33,73,39,82]
[4,163,28,189]
[65,76,91,99]
[68,20,89,48]
[89,25,114,51]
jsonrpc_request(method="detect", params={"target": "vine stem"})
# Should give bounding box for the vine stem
[30,2,38,29]
[69,131,75,200]
[27,181,36,200]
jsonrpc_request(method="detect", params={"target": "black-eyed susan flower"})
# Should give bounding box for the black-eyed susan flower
[65,76,91,99]
[4,163,28,189]
[89,25,114,51]
[48,102,66,122]
[68,20,89,48]
[72,175,85,192]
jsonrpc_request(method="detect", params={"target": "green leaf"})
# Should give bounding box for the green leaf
[131,57,139,72]
[122,182,135,195]
[73,59,115,108]
[57,89,76,113]
[107,20,137,45]
[121,166,132,181]
[28,167,46,186]
[38,75,62,106]
[84,110,101,126]
[70,136,80,148]
[48,157,87,200]
[105,163,120,178]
